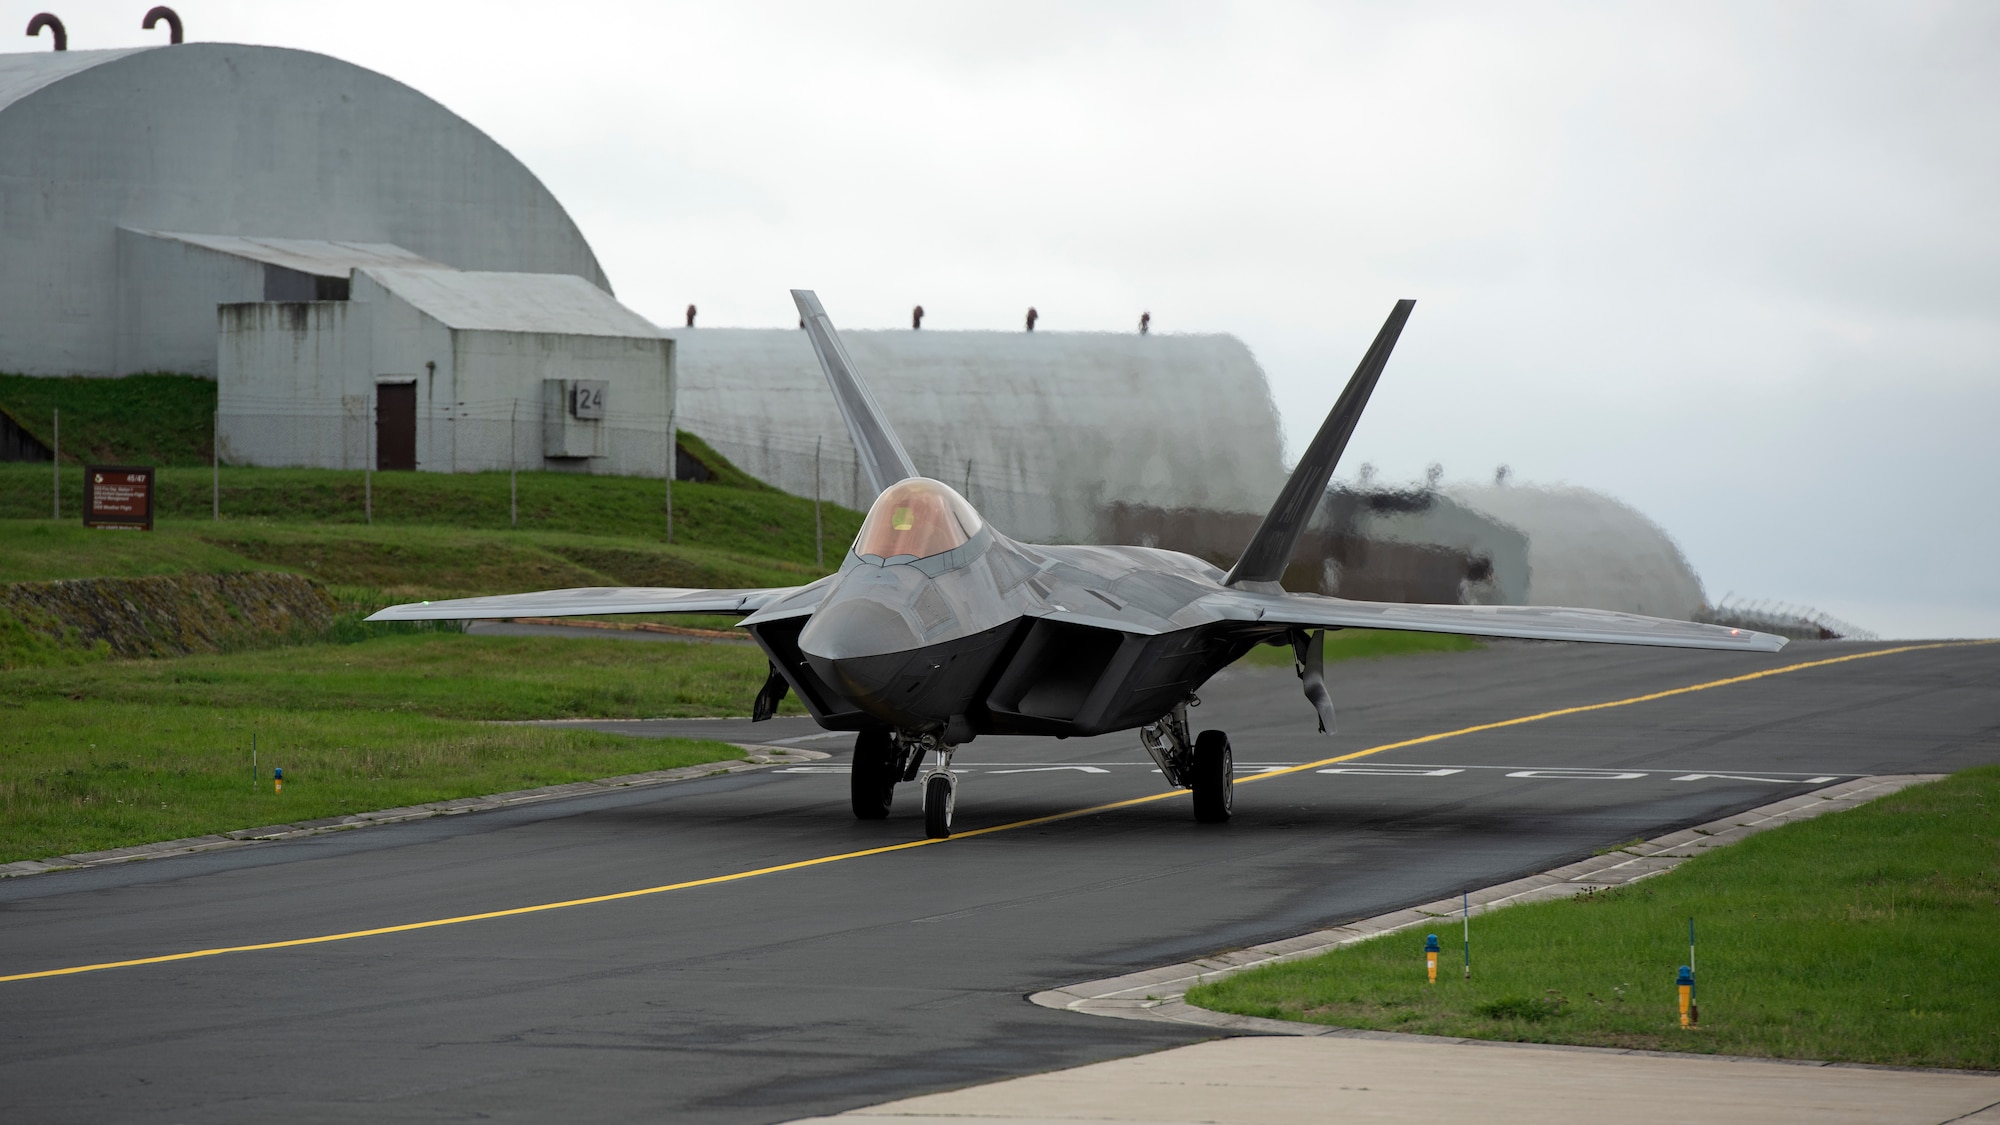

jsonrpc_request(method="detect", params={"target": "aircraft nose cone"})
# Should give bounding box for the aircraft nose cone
[799,595,921,661]
[800,597,927,710]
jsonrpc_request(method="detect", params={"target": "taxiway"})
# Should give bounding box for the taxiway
[1,638,1994,1122]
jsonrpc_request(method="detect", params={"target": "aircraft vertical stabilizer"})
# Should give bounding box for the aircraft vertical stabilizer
[1223,299,1414,587]
[793,289,920,499]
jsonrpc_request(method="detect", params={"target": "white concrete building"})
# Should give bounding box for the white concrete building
[0,43,606,376]
[116,230,454,377]
[668,328,1288,543]
[218,267,672,475]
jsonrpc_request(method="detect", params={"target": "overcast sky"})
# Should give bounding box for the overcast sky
[26,2,2000,637]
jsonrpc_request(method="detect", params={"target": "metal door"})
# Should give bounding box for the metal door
[376,383,417,471]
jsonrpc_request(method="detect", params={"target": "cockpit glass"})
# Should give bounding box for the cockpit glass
[853,478,984,560]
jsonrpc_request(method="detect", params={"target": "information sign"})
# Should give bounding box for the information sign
[83,465,155,530]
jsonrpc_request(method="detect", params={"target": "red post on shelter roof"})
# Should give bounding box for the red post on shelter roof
[142,6,183,43]
[26,13,66,50]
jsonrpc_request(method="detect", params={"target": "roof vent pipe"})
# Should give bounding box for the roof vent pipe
[26,12,66,50]
[143,6,183,43]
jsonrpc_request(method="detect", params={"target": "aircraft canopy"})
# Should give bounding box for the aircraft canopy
[854,478,984,561]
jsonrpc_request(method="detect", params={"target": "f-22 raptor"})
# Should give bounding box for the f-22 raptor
[371,291,1785,839]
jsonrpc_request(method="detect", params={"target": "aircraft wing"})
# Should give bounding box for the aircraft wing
[366,584,811,622]
[1205,589,1789,653]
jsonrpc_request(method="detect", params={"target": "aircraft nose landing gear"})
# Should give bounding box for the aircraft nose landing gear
[920,739,958,838]
[852,729,958,838]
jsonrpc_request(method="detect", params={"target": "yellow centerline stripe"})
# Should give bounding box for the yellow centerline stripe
[4,639,1989,985]
[1234,640,1996,784]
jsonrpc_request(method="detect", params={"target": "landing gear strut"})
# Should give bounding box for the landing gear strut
[920,739,957,839]
[852,729,959,837]
[1140,697,1232,824]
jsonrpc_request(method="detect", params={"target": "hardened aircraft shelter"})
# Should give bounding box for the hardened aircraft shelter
[0,40,676,475]
[668,327,1289,544]
[0,42,608,377]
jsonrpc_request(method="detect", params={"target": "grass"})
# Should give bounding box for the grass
[1186,767,2000,1070]
[0,519,826,668]
[0,628,799,862]
[0,405,841,862]
[0,462,862,569]
[0,372,217,466]
[0,519,829,602]
[0,630,788,721]
[1234,628,1485,668]
[0,701,751,864]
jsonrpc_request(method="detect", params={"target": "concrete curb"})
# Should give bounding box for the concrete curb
[0,743,829,880]
[1030,774,1943,1036]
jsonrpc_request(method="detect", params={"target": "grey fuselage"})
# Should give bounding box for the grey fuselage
[738,526,1277,740]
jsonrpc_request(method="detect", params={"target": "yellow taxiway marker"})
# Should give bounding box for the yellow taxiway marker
[3,639,1990,985]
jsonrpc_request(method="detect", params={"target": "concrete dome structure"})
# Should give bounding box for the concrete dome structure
[1443,483,1708,620]
[0,42,607,376]
[1288,481,1707,618]
[667,327,1289,543]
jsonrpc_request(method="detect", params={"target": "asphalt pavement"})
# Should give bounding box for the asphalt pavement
[1,638,1995,1122]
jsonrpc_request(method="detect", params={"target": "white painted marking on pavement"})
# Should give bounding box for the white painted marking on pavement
[985,766,1111,775]
[1316,767,1465,777]
[1381,762,1853,777]
[1672,773,1840,784]
[1506,769,1648,780]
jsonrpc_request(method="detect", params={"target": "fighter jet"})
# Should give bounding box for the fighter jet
[369,291,1785,839]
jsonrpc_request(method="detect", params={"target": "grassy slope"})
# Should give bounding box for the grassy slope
[1187,767,2000,1070]
[0,464,863,568]
[0,520,818,594]
[0,373,217,466]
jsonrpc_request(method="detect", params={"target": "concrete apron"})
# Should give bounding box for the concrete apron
[786,1034,2000,1125]
[790,774,2000,1125]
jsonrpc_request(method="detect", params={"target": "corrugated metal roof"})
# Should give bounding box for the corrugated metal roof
[126,230,450,275]
[361,268,663,337]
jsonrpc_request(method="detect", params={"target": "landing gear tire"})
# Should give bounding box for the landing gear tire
[851,729,897,820]
[923,773,956,839]
[1191,729,1233,824]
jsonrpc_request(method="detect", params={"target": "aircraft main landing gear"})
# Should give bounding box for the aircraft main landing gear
[1140,698,1232,824]
[851,728,902,819]
[1190,729,1233,823]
